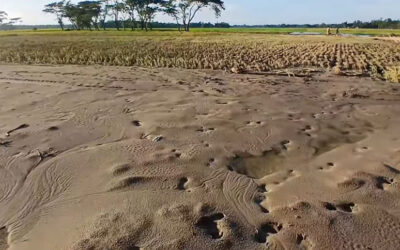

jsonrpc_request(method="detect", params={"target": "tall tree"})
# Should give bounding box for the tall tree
[99,0,110,30]
[43,1,66,30]
[0,11,8,24]
[168,0,224,31]
[125,0,138,30]
[0,10,22,29]
[136,0,166,31]
[163,1,181,31]
[110,0,124,30]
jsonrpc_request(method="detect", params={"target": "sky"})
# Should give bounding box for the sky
[1,0,399,26]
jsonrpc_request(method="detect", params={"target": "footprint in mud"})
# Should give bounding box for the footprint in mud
[196,127,215,133]
[177,177,189,191]
[195,213,225,239]
[255,185,269,213]
[336,202,356,213]
[301,125,313,137]
[355,146,369,153]
[227,150,284,179]
[171,149,182,158]
[322,202,355,213]
[206,158,215,167]
[246,121,263,126]
[47,126,59,131]
[132,120,142,127]
[255,222,282,244]
[280,140,291,151]
[296,233,313,249]
[287,114,301,121]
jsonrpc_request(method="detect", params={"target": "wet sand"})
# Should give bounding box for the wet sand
[0,64,400,249]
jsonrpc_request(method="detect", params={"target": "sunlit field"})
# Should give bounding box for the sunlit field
[1,29,398,82]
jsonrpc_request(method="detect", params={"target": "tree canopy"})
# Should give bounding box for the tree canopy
[0,10,22,27]
[41,0,224,31]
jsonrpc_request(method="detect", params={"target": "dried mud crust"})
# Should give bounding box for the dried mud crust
[0,64,399,249]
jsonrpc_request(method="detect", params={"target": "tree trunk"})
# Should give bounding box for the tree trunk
[115,18,119,31]
[58,19,64,30]
[131,18,135,31]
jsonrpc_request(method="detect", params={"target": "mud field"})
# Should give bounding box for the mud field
[0,64,400,249]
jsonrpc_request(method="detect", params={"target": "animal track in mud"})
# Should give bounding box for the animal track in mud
[47,126,59,131]
[254,186,269,213]
[196,127,215,133]
[255,222,282,244]
[246,121,263,126]
[301,125,313,137]
[206,158,215,167]
[280,140,291,151]
[322,202,337,211]
[336,202,355,213]
[132,120,142,127]
[322,202,355,213]
[171,149,182,158]
[195,213,225,239]
[177,177,189,191]
[355,146,369,153]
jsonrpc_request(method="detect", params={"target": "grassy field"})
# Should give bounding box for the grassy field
[0,29,399,82]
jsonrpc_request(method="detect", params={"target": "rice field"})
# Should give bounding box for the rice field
[0,30,399,82]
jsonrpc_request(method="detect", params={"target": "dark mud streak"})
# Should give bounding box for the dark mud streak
[0,227,8,250]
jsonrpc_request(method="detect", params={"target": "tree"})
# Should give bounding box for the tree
[0,10,22,29]
[136,0,166,31]
[110,0,124,30]
[99,0,110,30]
[78,1,102,30]
[43,1,66,30]
[0,11,8,24]
[125,0,138,30]
[63,1,102,30]
[8,17,22,25]
[163,1,181,31]
[167,0,224,31]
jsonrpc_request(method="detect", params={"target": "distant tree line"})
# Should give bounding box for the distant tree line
[43,0,224,31]
[1,21,229,31]
[235,19,400,29]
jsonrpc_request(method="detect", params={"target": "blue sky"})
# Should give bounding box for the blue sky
[1,0,399,25]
